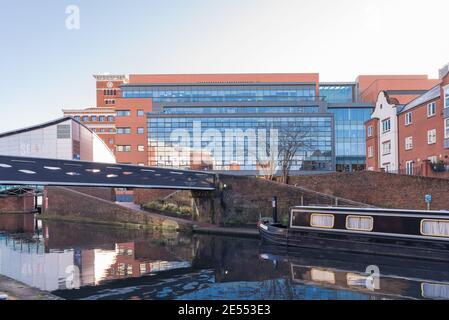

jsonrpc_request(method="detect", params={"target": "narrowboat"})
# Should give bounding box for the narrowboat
[257,206,449,262]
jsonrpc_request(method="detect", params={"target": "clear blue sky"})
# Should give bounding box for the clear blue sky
[1,0,448,131]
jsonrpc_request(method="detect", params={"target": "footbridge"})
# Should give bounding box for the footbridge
[0,155,216,191]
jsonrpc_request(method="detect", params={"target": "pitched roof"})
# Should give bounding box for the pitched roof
[0,117,89,139]
[398,85,441,114]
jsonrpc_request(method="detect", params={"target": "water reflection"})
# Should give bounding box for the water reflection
[0,214,449,300]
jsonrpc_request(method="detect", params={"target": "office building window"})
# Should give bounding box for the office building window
[109,128,114,133]
[82,116,89,122]
[116,110,131,117]
[367,125,373,137]
[117,127,131,134]
[105,99,115,105]
[445,119,449,139]
[382,141,391,155]
[406,161,414,175]
[405,112,412,125]
[91,115,97,121]
[108,138,114,145]
[382,118,391,133]
[368,146,374,158]
[116,145,131,152]
[100,128,105,133]
[74,116,80,121]
[99,116,105,122]
[428,129,437,144]
[405,136,413,150]
[427,102,436,117]
[137,109,145,117]
[108,116,114,122]
[137,145,145,152]
[137,127,145,134]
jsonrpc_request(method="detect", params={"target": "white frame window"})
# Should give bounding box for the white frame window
[116,145,131,152]
[427,102,436,117]
[405,136,413,150]
[421,219,449,237]
[428,156,437,164]
[346,216,374,232]
[405,112,412,125]
[428,129,437,145]
[445,87,449,109]
[367,125,373,137]
[382,141,391,155]
[368,146,374,158]
[382,118,391,133]
[310,214,335,229]
[137,145,145,152]
[445,119,449,139]
[406,160,414,175]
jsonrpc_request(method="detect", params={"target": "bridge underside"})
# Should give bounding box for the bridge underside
[0,155,216,191]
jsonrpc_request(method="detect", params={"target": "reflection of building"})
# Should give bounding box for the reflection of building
[62,72,441,173]
[0,117,115,163]
[366,64,449,177]
[77,242,192,286]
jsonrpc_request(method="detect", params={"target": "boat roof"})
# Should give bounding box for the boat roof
[291,206,449,215]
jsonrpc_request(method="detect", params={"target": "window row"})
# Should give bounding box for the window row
[116,110,145,117]
[104,89,117,96]
[116,127,145,134]
[74,115,114,122]
[310,213,449,238]
[404,129,438,150]
[116,145,145,152]
[92,128,115,133]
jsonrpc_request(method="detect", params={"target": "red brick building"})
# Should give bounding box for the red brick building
[365,117,380,171]
[365,64,449,178]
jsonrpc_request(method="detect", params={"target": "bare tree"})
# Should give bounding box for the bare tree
[278,127,311,184]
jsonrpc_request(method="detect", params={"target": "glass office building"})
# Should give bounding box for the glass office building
[148,113,334,174]
[328,107,372,171]
[117,80,372,175]
[320,84,373,172]
[121,85,319,102]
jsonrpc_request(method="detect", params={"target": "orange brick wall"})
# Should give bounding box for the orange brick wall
[114,98,153,165]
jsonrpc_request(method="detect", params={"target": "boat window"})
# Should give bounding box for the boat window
[421,219,449,237]
[310,268,336,284]
[310,213,334,228]
[346,215,374,231]
[421,283,449,299]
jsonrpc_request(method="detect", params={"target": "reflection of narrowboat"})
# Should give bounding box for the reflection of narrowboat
[257,206,449,261]
[259,246,449,300]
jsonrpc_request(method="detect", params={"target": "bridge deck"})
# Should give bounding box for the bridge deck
[0,155,215,190]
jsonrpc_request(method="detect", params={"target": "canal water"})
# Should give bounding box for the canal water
[1,214,449,300]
